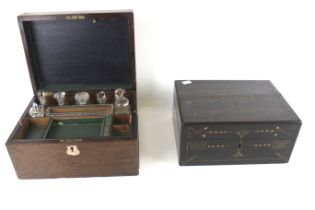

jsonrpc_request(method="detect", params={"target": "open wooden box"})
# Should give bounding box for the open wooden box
[6,11,139,179]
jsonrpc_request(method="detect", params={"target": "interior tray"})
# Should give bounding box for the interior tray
[45,118,103,139]
[14,114,132,140]
[46,104,113,117]
[15,117,51,139]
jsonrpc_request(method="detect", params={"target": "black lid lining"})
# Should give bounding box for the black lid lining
[23,15,133,91]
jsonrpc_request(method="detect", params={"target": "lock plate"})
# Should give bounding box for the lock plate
[66,145,80,156]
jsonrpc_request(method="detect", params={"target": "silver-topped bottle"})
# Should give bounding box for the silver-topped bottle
[53,92,66,106]
[37,91,52,105]
[96,91,107,104]
[114,88,130,114]
[75,92,89,105]
[29,102,45,117]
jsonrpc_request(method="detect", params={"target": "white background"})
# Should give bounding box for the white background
[0,0,314,209]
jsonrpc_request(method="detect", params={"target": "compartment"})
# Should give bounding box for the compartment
[112,114,131,136]
[46,104,113,117]
[15,117,52,139]
[45,118,104,139]
[14,113,132,140]
[112,124,130,136]
[113,114,132,124]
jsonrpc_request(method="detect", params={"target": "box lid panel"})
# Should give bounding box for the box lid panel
[175,80,301,123]
[19,12,136,93]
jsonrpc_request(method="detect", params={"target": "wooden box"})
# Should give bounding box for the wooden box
[6,11,139,179]
[173,80,301,165]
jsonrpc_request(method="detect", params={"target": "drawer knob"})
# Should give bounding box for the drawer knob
[66,145,80,156]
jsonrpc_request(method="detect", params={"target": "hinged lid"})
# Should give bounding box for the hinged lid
[175,80,301,123]
[18,11,136,94]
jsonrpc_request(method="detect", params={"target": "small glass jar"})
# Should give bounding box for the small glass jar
[114,88,129,107]
[75,92,90,105]
[96,91,107,104]
[29,102,45,117]
[53,92,66,106]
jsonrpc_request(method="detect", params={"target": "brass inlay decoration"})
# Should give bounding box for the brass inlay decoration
[188,142,225,152]
[277,127,293,137]
[235,128,250,139]
[65,15,85,20]
[233,149,243,158]
[256,127,278,136]
[256,129,274,133]
[272,140,291,150]
[187,127,232,139]
[275,152,287,161]
[232,128,250,159]
[252,143,272,147]
[185,125,292,164]
[255,126,293,137]
[207,144,225,149]
[60,138,82,143]
[187,127,204,139]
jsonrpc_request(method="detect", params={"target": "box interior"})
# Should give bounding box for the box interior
[14,113,132,140]
[11,13,137,142]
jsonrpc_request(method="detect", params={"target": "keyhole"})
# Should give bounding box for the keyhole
[238,144,242,149]
[66,145,80,156]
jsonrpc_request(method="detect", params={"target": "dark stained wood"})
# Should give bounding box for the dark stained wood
[173,80,301,166]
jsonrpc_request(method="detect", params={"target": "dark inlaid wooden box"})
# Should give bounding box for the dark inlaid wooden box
[6,11,139,179]
[173,80,301,165]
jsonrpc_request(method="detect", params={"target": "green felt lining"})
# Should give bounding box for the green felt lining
[21,115,130,140]
[24,124,47,139]
[45,118,104,139]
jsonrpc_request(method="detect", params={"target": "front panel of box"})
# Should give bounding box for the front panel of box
[180,123,300,165]
[8,139,138,179]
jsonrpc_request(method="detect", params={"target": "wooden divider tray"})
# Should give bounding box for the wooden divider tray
[46,104,113,117]
[14,113,131,141]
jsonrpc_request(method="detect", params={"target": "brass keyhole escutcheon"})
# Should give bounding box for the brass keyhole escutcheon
[66,145,80,156]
